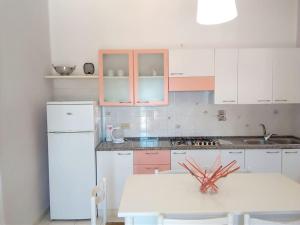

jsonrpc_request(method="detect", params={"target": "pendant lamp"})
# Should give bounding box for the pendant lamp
[197,0,238,25]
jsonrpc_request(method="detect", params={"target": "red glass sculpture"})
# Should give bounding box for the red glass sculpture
[179,157,240,193]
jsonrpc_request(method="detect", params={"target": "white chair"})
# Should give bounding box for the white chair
[91,178,107,225]
[158,213,234,225]
[244,214,300,225]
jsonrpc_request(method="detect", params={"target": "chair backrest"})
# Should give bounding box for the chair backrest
[91,178,107,225]
[158,214,234,225]
[244,214,300,225]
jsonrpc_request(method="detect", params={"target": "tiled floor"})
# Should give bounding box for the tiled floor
[39,213,124,225]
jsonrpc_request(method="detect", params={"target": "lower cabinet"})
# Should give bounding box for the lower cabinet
[171,150,219,171]
[282,149,300,182]
[221,150,245,170]
[96,151,133,218]
[245,149,281,173]
[96,148,300,222]
[171,149,245,171]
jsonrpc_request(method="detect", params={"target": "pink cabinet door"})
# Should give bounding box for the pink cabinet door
[134,164,170,174]
[134,150,171,165]
[133,49,169,106]
[99,50,134,106]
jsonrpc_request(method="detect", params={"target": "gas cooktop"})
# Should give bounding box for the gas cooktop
[169,137,217,146]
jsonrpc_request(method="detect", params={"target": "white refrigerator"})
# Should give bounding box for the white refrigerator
[47,101,99,220]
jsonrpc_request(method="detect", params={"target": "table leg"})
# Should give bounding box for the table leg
[125,216,134,225]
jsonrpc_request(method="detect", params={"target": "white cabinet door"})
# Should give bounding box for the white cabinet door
[221,150,245,170]
[169,49,214,76]
[171,150,188,171]
[282,149,300,182]
[215,49,238,104]
[245,150,281,173]
[171,150,219,171]
[97,151,133,210]
[273,49,300,104]
[238,49,273,104]
[188,150,219,169]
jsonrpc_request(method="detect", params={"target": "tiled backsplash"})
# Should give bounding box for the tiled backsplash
[103,92,299,138]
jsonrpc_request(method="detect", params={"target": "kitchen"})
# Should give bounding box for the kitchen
[2,0,300,225]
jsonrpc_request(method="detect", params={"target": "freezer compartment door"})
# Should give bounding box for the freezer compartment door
[47,104,95,132]
[48,132,96,219]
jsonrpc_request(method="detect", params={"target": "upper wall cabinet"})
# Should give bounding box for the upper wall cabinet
[134,49,169,106]
[168,49,215,91]
[214,49,238,104]
[169,49,214,76]
[273,48,300,104]
[99,50,134,106]
[238,49,273,104]
[99,49,169,106]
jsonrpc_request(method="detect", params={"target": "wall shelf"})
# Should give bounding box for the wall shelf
[104,76,129,79]
[45,75,98,79]
[139,76,164,78]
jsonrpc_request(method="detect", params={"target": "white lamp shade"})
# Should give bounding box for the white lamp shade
[197,0,238,25]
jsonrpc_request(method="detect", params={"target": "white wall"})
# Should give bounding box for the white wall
[0,0,52,224]
[0,174,5,225]
[298,0,300,46]
[294,105,300,137]
[48,0,300,138]
[49,0,298,74]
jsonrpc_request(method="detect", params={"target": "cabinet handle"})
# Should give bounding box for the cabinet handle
[222,100,236,103]
[117,153,131,156]
[137,101,150,103]
[119,101,132,104]
[170,73,184,75]
[275,100,288,102]
[258,100,271,103]
[145,152,159,155]
[229,151,243,154]
[145,167,159,170]
[266,151,280,154]
[66,112,73,116]
[285,151,298,154]
[173,152,187,155]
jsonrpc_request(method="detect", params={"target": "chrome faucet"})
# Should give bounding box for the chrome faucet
[259,123,274,141]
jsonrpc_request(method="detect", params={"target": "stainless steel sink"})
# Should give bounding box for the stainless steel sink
[243,139,274,145]
[269,138,300,145]
[243,138,300,145]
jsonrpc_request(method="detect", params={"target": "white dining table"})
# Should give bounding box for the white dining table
[118,173,300,225]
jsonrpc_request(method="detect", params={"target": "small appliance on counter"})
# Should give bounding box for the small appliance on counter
[106,125,125,143]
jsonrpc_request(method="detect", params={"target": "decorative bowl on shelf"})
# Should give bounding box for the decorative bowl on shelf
[52,65,76,75]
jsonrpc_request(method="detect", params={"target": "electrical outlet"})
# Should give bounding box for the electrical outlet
[217,110,226,121]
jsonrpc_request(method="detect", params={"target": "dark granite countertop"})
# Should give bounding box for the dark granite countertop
[96,136,300,151]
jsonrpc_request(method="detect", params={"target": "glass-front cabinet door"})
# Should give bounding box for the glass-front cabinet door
[134,49,169,106]
[99,50,134,106]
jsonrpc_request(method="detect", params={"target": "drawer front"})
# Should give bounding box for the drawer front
[134,164,170,174]
[134,150,170,165]
[169,76,214,92]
